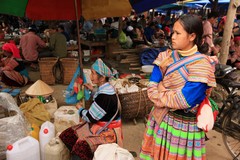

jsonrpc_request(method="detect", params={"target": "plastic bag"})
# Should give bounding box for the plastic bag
[197,97,219,132]
[118,31,127,44]
[0,93,29,157]
[93,143,134,160]
[64,66,90,104]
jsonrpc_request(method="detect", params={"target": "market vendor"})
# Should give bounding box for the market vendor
[59,58,122,160]
[0,43,29,87]
[19,25,47,70]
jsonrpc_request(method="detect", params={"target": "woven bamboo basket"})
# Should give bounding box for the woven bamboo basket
[118,89,153,120]
[38,57,58,85]
[60,58,79,84]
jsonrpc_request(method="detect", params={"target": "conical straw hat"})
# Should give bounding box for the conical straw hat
[25,80,54,96]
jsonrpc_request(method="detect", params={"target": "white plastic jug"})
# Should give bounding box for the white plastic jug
[44,136,70,160]
[39,121,55,160]
[6,136,40,160]
[54,106,79,132]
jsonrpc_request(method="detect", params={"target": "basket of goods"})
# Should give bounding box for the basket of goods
[38,57,58,85]
[60,58,79,84]
[110,77,153,124]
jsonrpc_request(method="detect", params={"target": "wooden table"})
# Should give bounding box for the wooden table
[80,40,107,60]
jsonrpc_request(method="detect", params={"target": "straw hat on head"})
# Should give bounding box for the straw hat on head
[25,80,54,96]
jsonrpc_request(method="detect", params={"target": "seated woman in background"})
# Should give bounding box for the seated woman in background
[59,58,122,160]
[0,43,29,87]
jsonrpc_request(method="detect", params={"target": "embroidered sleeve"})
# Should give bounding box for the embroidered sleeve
[79,94,117,123]
[147,82,189,109]
[79,99,107,123]
[151,50,173,80]
[2,58,19,71]
[147,81,208,109]
[187,57,216,87]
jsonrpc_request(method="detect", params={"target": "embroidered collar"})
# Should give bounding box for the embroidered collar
[93,82,115,99]
[177,45,198,57]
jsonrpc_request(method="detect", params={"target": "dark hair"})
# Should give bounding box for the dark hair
[178,14,208,53]
[208,12,219,19]
[58,25,65,31]
[28,24,37,33]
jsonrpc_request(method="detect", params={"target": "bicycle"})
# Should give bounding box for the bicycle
[213,78,240,159]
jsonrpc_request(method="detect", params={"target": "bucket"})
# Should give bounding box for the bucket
[39,121,55,160]
[54,106,79,133]
[44,136,70,160]
[6,136,40,160]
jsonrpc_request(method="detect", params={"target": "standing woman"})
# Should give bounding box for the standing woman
[59,58,122,160]
[140,14,217,160]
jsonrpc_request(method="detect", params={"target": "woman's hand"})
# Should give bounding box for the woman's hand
[76,101,83,110]
[84,83,93,91]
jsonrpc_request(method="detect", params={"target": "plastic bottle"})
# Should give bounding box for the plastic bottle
[44,136,70,160]
[39,121,55,160]
[6,136,40,160]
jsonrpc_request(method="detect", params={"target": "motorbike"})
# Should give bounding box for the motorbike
[211,64,239,104]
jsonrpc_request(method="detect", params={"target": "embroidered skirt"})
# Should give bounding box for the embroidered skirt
[140,111,206,160]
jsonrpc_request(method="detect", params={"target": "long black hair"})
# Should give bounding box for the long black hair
[178,14,208,53]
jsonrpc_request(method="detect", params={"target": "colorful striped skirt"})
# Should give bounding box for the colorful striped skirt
[140,110,206,160]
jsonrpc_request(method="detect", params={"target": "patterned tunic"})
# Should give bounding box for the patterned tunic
[140,49,217,160]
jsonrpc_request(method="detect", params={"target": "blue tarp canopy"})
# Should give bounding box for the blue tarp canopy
[187,0,230,9]
[187,0,230,4]
[130,0,176,13]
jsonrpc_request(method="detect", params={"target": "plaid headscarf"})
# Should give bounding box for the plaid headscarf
[91,58,118,78]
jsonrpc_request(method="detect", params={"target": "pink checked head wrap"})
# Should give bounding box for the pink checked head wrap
[2,43,21,59]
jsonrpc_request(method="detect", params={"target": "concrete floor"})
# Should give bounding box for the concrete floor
[19,58,233,160]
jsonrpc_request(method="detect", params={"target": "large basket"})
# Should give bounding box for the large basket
[60,58,79,84]
[38,57,58,85]
[118,89,153,120]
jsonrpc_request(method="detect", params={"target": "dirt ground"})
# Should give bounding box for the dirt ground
[17,58,233,160]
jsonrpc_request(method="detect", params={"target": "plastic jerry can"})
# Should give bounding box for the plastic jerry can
[39,121,55,160]
[29,123,40,141]
[6,136,40,160]
[54,106,79,133]
[44,136,70,160]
